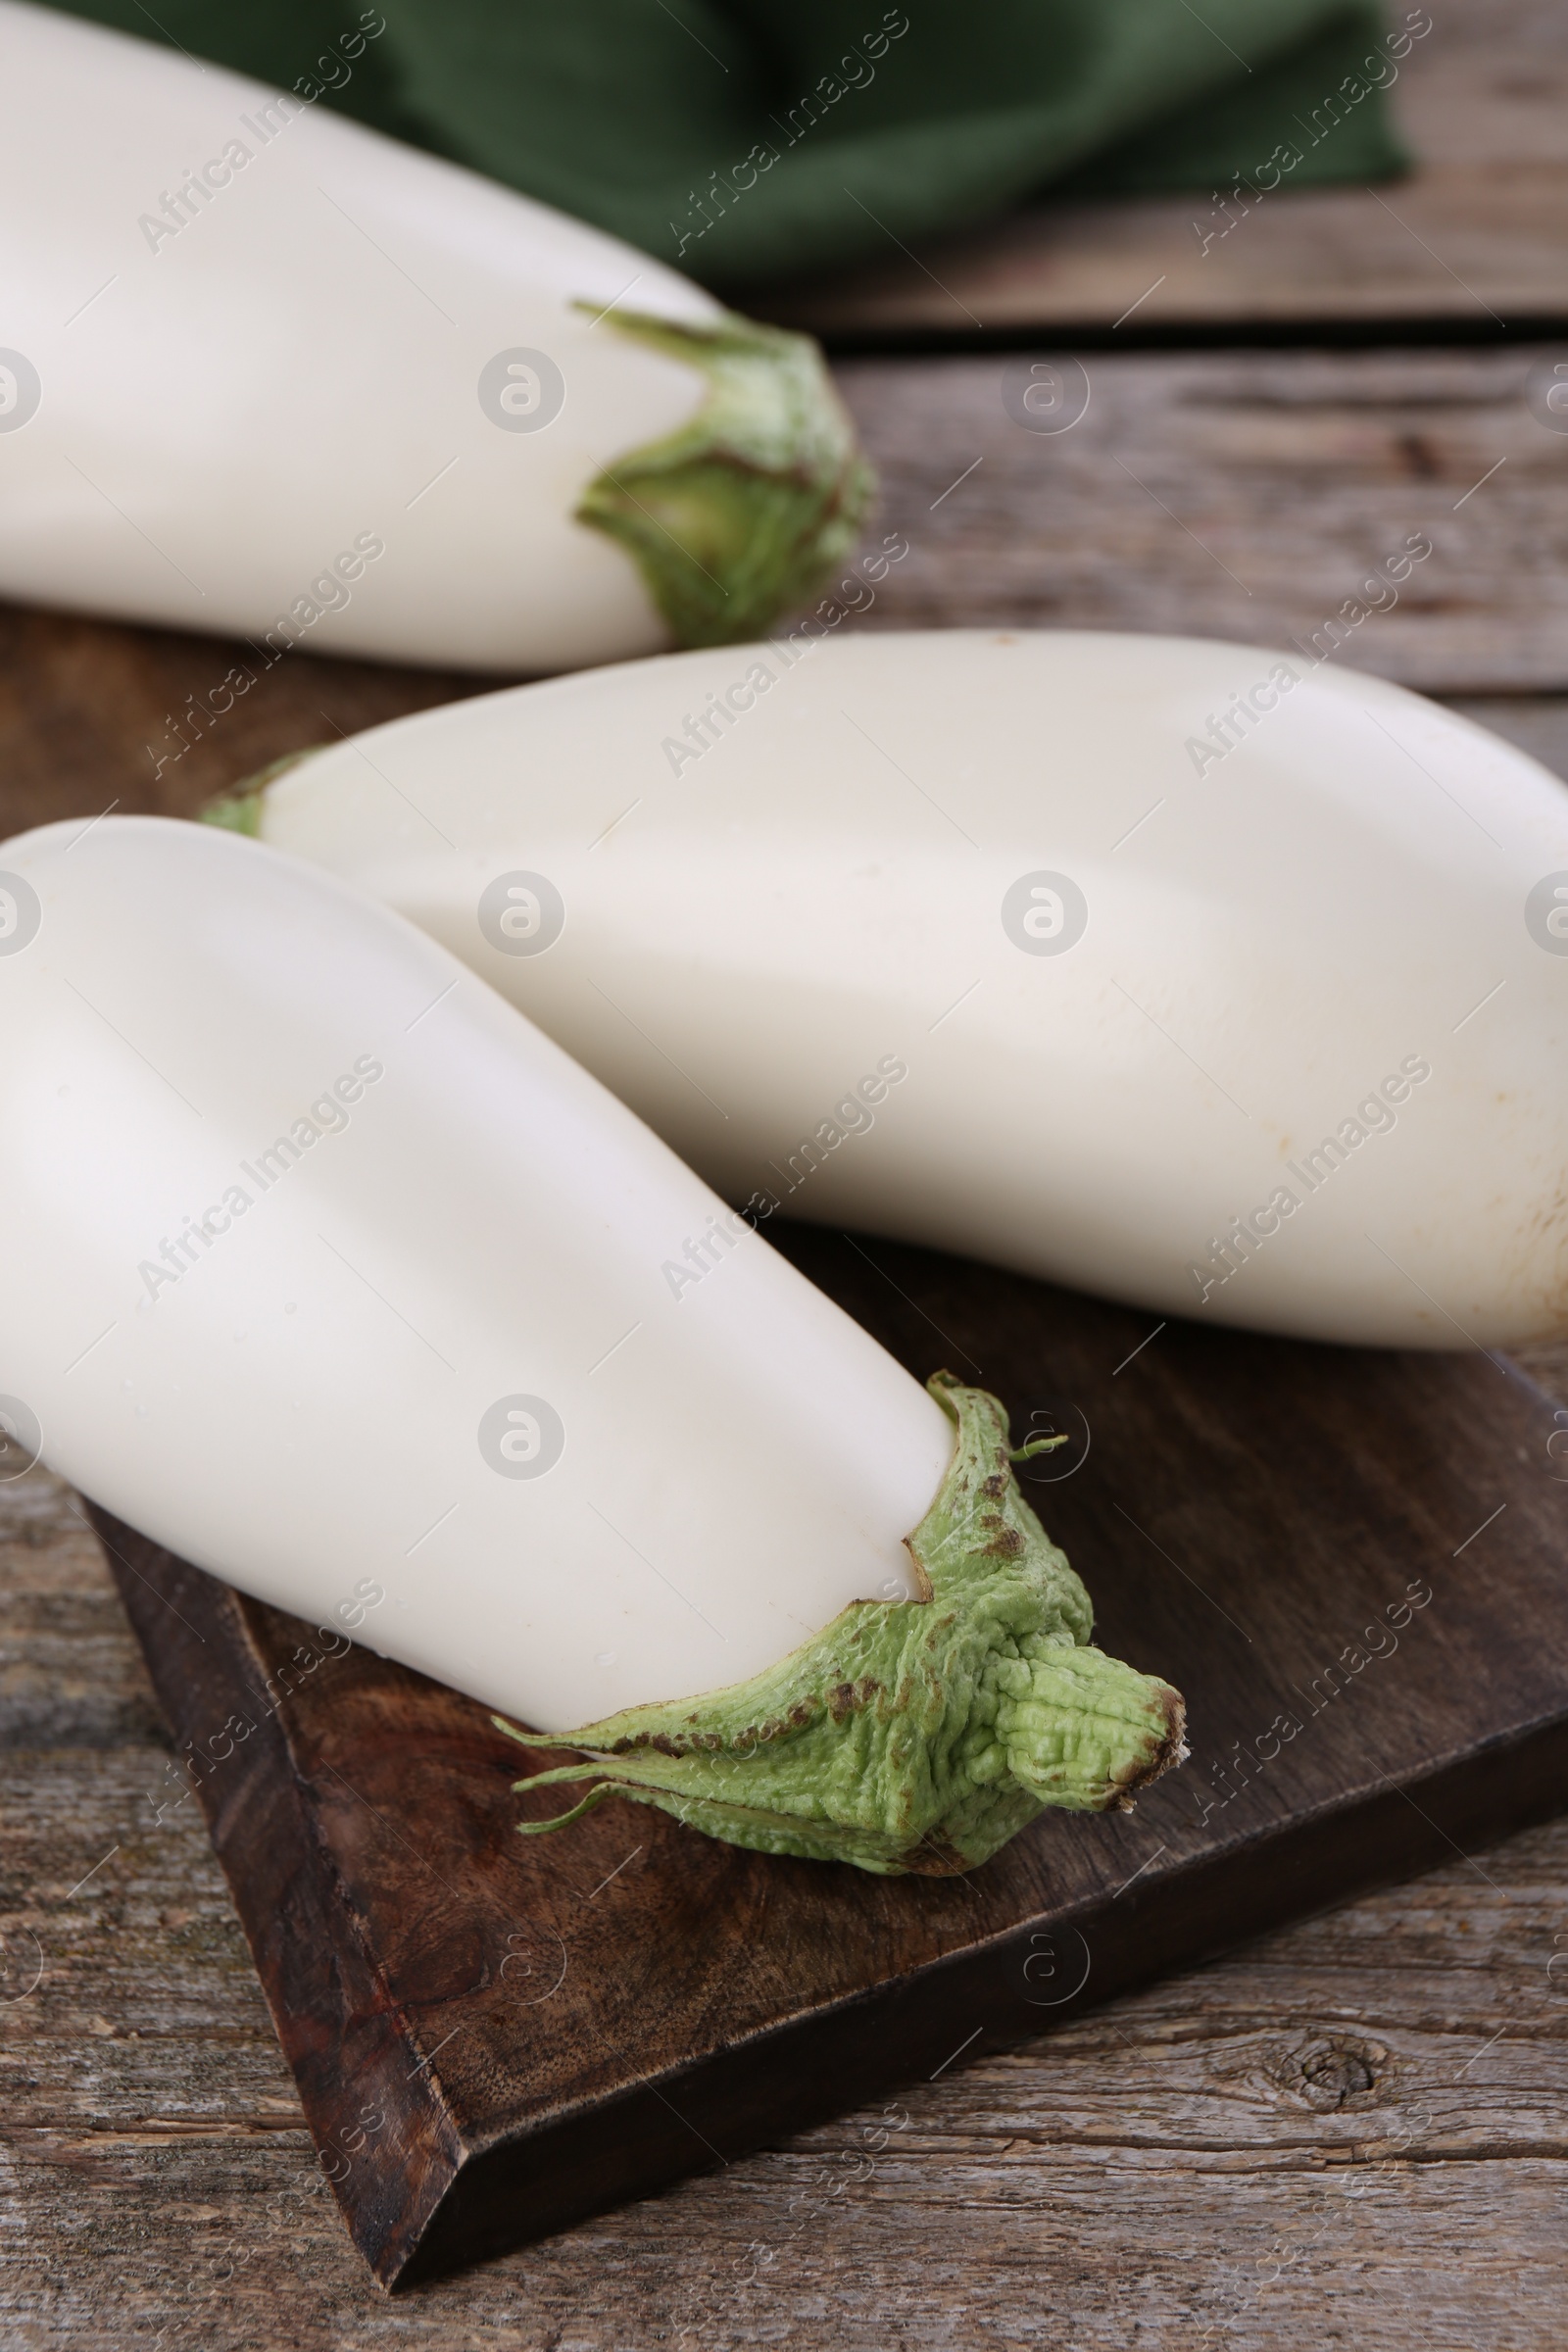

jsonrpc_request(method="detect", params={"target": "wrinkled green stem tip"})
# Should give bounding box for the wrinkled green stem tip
[500,1373,1186,1877]
[574,305,874,650]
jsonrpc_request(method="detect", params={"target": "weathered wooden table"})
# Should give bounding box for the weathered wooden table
[5,0,1568,2339]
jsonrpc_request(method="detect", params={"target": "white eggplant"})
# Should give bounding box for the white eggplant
[0,2,867,669]
[212,627,1568,1350]
[0,816,1180,1873]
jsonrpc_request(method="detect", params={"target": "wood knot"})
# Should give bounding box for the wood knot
[1272,2033,1387,2112]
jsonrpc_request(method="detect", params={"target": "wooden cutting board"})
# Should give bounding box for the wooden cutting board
[93,1220,1568,2290]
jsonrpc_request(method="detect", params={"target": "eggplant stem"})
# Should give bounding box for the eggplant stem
[491,1712,562,1752]
[496,1373,1185,1877]
[514,1783,618,1837]
[572,306,873,648]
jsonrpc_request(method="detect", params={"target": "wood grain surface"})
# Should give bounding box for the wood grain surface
[838,345,1568,695]
[760,0,1568,338]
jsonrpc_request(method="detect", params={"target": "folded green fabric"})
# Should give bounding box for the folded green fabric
[41,0,1415,287]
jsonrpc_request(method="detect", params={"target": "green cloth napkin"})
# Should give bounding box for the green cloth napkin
[42,0,1414,287]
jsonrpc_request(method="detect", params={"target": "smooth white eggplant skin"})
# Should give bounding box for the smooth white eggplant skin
[0,4,867,668]
[220,628,1568,1349]
[0,816,956,1735]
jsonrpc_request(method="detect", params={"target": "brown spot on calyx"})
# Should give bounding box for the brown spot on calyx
[610,1726,723,1758]
[711,1698,817,1747]
[980,1472,1007,1499]
[1103,1684,1188,1810]
[980,1526,1025,1558]
[827,1676,883,1722]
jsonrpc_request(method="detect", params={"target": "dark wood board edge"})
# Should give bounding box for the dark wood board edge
[88,1511,466,2283]
[92,1491,1568,2291]
[394,1703,1568,2288]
